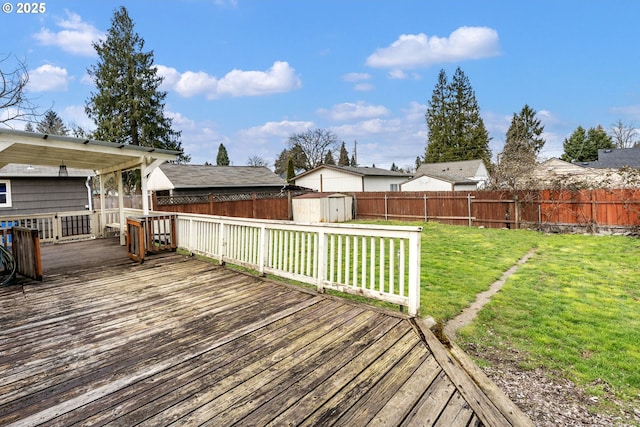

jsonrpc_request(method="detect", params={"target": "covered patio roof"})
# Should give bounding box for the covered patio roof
[0,128,180,174]
[0,128,182,241]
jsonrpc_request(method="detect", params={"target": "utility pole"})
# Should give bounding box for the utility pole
[353,140,358,166]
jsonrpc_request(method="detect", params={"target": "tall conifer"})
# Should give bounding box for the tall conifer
[425,67,490,164]
[85,6,187,161]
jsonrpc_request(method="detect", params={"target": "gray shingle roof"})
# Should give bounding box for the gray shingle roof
[415,159,485,181]
[159,163,286,189]
[583,148,640,169]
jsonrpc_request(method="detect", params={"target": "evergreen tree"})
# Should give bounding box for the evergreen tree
[286,158,295,183]
[494,105,545,189]
[216,143,230,166]
[24,122,34,132]
[561,125,614,162]
[36,110,68,135]
[350,154,357,166]
[85,6,188,162]
[390,163,399,171]
[415,156,423,170]
[338,141,350,166]
[324,150,336,165]
[425,67,491,164]
[274,145,307,175]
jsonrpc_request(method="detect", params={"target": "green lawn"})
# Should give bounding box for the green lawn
[359,221,640,412]
[456,231,640,407]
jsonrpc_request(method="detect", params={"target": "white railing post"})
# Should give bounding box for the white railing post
[316,229,327,292]
[407,231,421,317]
[219,221,227,265]
[258,225,267,276]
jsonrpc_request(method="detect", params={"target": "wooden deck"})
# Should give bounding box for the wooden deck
[0,239,532,426]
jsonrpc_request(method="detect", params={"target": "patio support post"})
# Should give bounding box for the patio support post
[99,174,106,237]
[141,159,150,215]
[117,170,125,245]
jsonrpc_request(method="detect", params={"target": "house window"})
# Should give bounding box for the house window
[390,183,399,192]
[0,180,12,207]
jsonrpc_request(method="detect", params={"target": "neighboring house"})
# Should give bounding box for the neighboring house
[0,164,94,216]
[293,165,412,192]
[413,159,489,190]
[527,158,627,189]
[580,148,640,169]
[401,173,478,192]
[148,163,287,196]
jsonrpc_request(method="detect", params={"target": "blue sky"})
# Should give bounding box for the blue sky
[1,0,639,170]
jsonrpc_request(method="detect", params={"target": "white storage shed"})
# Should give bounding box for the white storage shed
[293,193,353,223]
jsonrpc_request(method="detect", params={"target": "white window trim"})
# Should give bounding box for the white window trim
[0,180,12,208]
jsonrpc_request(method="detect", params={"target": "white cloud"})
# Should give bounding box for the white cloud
[62,105,94,130]
[238,120,313,139]
[611,104,640,119]
[33,11,104,56]
[342,72,371,82]
[366,26,500,70]
[27,64,70,92]
[388,69,407,79]
[354,83,374,92]
[158,61,302,99]
[167,111,196,129]
[318,101,390,121]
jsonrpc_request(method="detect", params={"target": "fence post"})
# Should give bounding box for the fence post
[252,193,257,219]
[467,193,472,227]
[514,195,520,229]
[591,190,598,226]
[385,194,388,221]
[423,194,428,222]
[208,193,214,215]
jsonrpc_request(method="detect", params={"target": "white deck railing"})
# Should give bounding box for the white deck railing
[176,213,422,316]
[0,210,98,244]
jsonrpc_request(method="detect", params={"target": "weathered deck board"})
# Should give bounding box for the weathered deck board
[0,238,532,426]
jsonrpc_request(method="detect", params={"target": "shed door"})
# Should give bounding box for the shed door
[328,197,344,222]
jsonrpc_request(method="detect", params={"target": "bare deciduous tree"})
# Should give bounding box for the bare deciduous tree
[610,119,639,148]
[247,155,269,168]
[0,55,39,126]
[287,128,339,171]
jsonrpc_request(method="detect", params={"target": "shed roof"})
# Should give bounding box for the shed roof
[157,163,286,189]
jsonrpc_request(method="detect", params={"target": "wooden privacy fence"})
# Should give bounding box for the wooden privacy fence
[152,191,308,220]
[151,189,640,231]
[353,189,640,231]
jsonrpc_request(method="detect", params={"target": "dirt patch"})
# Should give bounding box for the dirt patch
[465,343,640,426]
